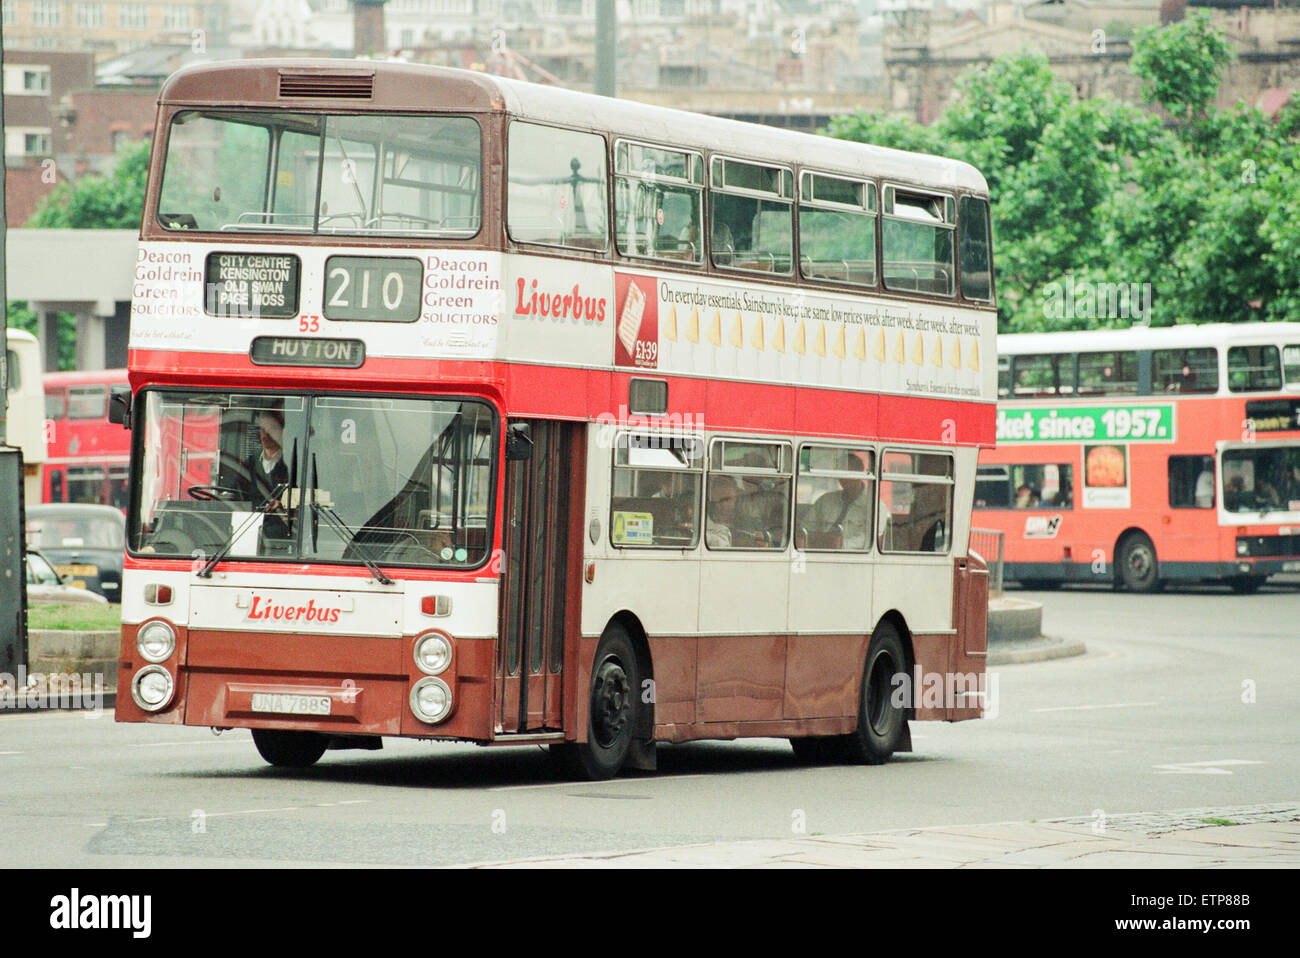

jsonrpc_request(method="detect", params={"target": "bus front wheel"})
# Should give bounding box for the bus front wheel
[252,729,328,768]
[552,625,641,781]
[839,623,908,765]
[1118,533,1161,593]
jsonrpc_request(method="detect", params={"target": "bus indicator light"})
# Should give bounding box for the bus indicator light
[420,595,452,617]
[144,584,173,605]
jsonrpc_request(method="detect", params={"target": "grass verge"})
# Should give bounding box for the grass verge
[28,603,121,632]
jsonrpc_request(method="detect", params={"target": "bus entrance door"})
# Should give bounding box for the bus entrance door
[496,420,583,734]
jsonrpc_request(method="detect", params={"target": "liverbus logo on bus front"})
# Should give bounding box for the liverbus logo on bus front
[243,594,347,624]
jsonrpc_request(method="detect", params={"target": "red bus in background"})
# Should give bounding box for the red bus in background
[977,324,1300,593]
[43,369,130,509]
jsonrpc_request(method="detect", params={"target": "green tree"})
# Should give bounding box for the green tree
[27,140,150,229]
[827,13,1300,330]
[4,302,77,370]
[1130,10,1235,124]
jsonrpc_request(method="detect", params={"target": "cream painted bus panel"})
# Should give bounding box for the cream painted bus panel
[872,561,953,635]
[787,558,873,635]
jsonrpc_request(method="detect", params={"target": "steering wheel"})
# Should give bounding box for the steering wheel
[187,484,244,502]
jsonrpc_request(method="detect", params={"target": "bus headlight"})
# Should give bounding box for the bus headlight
[409,677,453,724]
[137,620,176,663]
[414,633,453,675]
[131,666,175,712]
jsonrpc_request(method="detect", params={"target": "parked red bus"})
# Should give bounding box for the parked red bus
[114,59,996,778]
[43,369,130,509]
[978,324,1300,593]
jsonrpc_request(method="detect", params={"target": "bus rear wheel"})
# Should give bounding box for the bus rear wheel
[1118,533,1161,593]
[252,729,328,768]
[552,625,641,781]
[838,623,908,765]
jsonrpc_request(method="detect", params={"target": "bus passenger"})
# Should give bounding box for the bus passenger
[706,475,739,549]
[808,455,872,549]
[1194,457,1215,508]
[1014,484,1039,509]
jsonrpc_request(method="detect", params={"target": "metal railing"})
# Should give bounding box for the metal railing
[969,527,1005,596]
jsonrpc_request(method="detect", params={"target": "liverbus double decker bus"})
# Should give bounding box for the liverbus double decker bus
[113,59,997,778]
[42,369,131,508]
[978,323,1300,593]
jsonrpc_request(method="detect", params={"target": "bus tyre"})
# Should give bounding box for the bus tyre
[840,623,908,765]
[252,729,328,768]
[1118,533,1161,593]
[555,625,641,781]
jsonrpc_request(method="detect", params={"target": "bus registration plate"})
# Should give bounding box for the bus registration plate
[251,693,331,716]
[1283,561,1300,572]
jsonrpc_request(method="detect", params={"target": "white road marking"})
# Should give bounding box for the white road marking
[129,801,373,824]
[0,751,24,755]
[125,739,248,748]
[1154,759,1265,775]
[490,774,710,792]
[1030,702,1158,713]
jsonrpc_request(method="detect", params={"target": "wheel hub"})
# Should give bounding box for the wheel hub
[591,659,630,748]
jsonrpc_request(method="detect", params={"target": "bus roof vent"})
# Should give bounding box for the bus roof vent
[278,71,374,100]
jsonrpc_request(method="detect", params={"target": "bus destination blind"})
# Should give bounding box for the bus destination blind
[205,252,300,319]
[250,336,365,368]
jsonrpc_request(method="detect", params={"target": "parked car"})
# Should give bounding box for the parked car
[26,550,108,604]
[25,504,125,601]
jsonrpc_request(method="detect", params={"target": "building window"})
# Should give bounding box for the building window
[119,2,147,28]
[32,0,64,27]
[19,69,52,94]
[74,2,104,27]
[163,5,192,30]
[24,132,54,155]
[2,0,16,27]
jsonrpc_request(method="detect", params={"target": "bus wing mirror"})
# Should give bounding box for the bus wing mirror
[108,388,132,428]
[505,422,533,461]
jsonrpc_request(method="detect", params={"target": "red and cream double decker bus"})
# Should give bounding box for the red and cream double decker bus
[42,369,131,508]
[114,60,997,778]
[979,323,1300,593]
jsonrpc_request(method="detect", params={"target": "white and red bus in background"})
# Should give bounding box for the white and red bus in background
[114,60,997,778]
[42,369,131,509]
[978,323,1300,593]
[3,328,46,505]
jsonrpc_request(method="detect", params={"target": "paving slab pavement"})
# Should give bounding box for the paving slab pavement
[472,803,1300,868]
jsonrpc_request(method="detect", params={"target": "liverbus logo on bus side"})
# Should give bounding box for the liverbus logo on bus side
[513,276,608,324]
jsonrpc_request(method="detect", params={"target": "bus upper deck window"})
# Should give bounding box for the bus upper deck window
[508,121,608,252]
[882,185,956,297]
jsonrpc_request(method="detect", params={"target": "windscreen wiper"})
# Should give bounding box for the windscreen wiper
[195,482,288,579]
[312,500,394,585]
